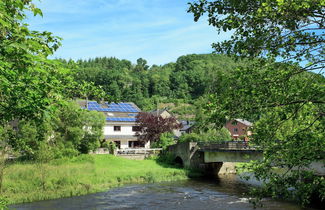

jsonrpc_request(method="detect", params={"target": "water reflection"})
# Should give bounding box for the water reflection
[11,175,305,210]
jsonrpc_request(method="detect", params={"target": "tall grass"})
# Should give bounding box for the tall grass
[2,155,188,204]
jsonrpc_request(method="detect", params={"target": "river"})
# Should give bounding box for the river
[11,174,309,210]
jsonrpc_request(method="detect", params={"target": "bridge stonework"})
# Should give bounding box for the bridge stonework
[167,142,201,168]
[167,141,324,176]
[167,141,262,176]
[167,142,222,176]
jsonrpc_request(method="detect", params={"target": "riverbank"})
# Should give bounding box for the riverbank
[11,176,305,210]
[1,155,188,205]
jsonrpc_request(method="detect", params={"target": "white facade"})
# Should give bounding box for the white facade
[103,122,150,149]
[103,124,137,136]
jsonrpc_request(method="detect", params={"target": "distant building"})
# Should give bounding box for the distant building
[149,109,172,118]
[149,109,182,137]
[179,120,195,134]
[225,119,253,141]
[78,100,149,149]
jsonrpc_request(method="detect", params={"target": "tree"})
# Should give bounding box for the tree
[188,0,324,71]
[0,0,73,125]
[51,101,106,155]
[0,0,71,153]
[9,101,106,158]
[136,112,182,144]
[188,0,325,206]
[134,58,149,72]
[79,108,106,153]
[34,142,55,191]
[0,1,107,159]
[0,125,15,193]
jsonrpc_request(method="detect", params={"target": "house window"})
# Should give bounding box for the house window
[129,141,138,148]
[132,126,141,132]
[234,128,238,133]
[114,126,121,131]
[128,141,144,148]
[232,121,238,125]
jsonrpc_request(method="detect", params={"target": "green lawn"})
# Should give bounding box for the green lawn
[2,155,187,204]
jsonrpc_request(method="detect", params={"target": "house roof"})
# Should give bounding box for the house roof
[78,100,141,122]
[235,119,253,126]
[149,109,169,116]
[180,120,195,131]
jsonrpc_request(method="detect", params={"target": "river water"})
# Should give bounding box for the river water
[11,175,308,210]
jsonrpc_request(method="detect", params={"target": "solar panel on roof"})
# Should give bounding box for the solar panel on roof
[85,101,139,113]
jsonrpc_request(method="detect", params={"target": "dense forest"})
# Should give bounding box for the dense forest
[62,54,324,123]
[61,54,242,116]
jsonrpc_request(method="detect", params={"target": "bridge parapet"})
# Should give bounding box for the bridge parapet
[197,140,259,151]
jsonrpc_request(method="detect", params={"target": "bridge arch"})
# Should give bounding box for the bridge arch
[174,156,184,167]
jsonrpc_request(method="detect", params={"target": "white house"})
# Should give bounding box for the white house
[79,100,149,149]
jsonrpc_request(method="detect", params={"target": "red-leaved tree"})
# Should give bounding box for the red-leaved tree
[135,112,182,143]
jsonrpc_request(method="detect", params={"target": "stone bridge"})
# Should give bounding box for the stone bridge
[167,141,324,176]
[167,141,262,175]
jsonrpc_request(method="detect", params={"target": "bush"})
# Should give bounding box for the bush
[108,142,117,154]
[34,142,55,163]
[52,142,79,159]
[178,133,201,143]
[101,141,110,149]
[156,152,176,165]
[151,132,175,149]
[178,128,231,143]
[8,101,106,160]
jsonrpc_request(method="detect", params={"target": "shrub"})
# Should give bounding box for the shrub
[178,128,231,143]
[178,133,201,143]
[108,142,117,154]
[151,132,175,149]
[101,141,110,149]
[157,152,176,165]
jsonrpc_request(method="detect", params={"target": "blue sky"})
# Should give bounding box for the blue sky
[27,0,231,65]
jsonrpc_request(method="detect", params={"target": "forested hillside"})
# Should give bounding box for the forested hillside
[67,54,242,114]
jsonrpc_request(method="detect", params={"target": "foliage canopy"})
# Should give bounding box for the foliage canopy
[188,0,325,206]
[0,0,106,159]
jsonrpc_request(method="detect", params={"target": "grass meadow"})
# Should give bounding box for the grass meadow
[2,155,188,204]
